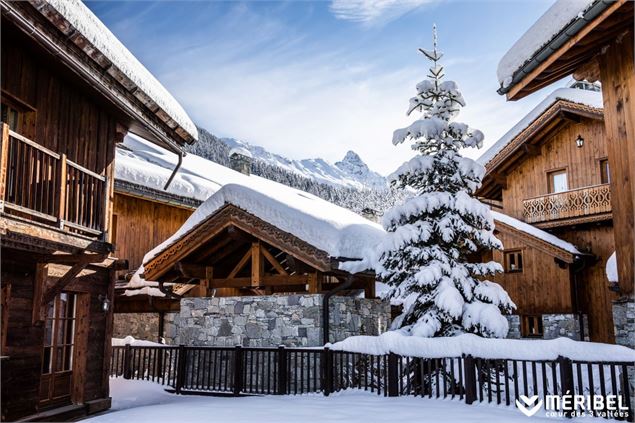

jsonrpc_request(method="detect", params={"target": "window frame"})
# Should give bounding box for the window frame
[599,158,610,184]
[504,249,524,273]
[521,315,544,338]
[547,168,569,194]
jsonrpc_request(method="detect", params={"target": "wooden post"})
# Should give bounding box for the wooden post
[175,344,186,394]
[123,344,132,380]
[308,271,322,294]
[323,347,333,396]
[251,242,262,287]
[233,345,243,396]
[387,352,399,397]
[202,266,213,297]
[464,355,477,405]
[364,276,375,299]
[558,356,574,418]
[277,345,287,395]
[57,153,67,228]
[0,123,10,205]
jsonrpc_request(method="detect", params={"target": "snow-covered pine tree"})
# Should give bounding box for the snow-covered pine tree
[377,26,515,338]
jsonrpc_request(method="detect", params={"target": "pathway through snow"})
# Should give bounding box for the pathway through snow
[84,378,616,423]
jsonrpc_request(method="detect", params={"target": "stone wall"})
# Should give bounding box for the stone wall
[113,312,160,342]
[506,314,587,341]
[613,297,635,349]
[168,294,390,347]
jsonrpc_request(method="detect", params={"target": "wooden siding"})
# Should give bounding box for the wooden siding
[1,252,113,421]
[113,193,192,276]
[488,230,574,316]
[598,29,634,294]
[556,224,618,344]
[501,118,609,220]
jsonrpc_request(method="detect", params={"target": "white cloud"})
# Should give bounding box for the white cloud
[330,0,437,26]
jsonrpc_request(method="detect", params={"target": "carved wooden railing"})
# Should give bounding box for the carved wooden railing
[523,184,612,224]
[0,123,107,238]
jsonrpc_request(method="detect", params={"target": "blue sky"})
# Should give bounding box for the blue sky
[87,0,561,175]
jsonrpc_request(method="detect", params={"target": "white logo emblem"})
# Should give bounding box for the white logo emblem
[516,395,543,417]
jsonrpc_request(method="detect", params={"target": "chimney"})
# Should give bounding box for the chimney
[228,147,253,176]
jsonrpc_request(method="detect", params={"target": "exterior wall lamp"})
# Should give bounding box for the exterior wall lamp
[576,135,584,148]
[98,294,111,312]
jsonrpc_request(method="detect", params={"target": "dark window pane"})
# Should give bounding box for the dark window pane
[42,347,51,374]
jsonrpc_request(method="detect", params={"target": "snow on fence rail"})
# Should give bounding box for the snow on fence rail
[110,343,634,420]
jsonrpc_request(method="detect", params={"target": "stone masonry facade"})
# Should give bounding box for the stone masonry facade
[113,312,161,342]
[506,314,588,341]
[165,294,390,347]
[612,297,635,349]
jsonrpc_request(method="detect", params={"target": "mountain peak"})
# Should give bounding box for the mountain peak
[342,150,362,162]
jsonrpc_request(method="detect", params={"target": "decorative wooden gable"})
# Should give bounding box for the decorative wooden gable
[141,203,374,298]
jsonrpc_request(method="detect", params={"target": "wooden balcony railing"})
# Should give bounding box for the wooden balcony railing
[0,124,107,238]
[523,184,612,224]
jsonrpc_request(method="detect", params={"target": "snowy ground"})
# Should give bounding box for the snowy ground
[85,378,615,423]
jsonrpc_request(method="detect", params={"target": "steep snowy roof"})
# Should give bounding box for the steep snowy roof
[44,0,197,141]
[606,251,618,282]
[115,134,385,264]
[229,147,253,159]
[497,0,596,89]
[477,87,602,166]
[491,210,581,255]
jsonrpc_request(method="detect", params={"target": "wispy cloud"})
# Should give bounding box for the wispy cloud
[330,0,437,26]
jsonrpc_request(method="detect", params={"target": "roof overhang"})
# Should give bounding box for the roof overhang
[500,0,633,100]
[477,99,603,199]
[1,0,198,151]
[143,204,340,282]
[494,219,578,264]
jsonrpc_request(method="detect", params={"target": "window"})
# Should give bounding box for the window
[504,250,523,273]
[600,159,610,184]
[521,315,544,338]
[0,103,19,131]
[547,169,568,193]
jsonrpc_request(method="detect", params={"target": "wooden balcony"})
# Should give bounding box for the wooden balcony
[523,184,612,225]
[0,124,107,240]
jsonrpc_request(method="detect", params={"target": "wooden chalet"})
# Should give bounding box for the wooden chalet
[1,1,197,420]
[112,138,383,318]
[497,0,634,296]
[477,85,618,343]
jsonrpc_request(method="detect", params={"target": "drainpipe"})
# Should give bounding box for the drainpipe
[322,275,353,345]
[163,148,184,190]
[571,256,589,341]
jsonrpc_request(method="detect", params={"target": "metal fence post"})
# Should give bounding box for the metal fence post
[323,347,333,396]
[277,345,287,395]
[464,355,477,405]
[387,352,399,397]
[558,356,574,418]
[233,345,243,396]
[175,345,186,394]
[123,344,132,380]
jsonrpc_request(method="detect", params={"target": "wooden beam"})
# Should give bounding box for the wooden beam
[32,263,48,324]
[209,274,309,289]
[228,248,252,279]
[261,246,288,275]
[0,123,9,205]
[38,252,107,265]
[308,271,322,294]
[41,262,89,307]
[251,242,262,287]
[175,262,209,279]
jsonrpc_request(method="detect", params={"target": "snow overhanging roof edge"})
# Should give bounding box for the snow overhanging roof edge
[497,0,611,96]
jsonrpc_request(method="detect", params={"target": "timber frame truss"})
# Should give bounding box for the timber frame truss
[135,203,375,300]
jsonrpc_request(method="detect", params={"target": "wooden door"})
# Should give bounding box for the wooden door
[39,293,77,408]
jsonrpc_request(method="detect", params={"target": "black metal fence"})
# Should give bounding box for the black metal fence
[110,344,633,420]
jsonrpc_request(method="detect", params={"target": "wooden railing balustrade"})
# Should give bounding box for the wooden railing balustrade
[110,344,634,420]
[0,124,107,238]
[523,184,612,224]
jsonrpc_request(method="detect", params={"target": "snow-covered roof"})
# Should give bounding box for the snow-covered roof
[477,87,602,166]
[497,0,596,89]
[491,210,581,255]
[228,147,253,159]
[44,0,197,142]
[115,134,385,264]
[606,251,618,282]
